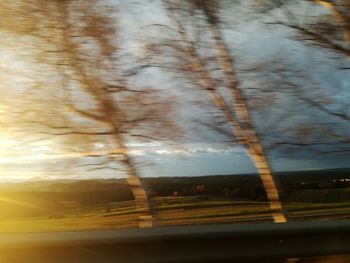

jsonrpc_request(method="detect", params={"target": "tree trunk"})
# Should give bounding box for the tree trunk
[208,25,286,223]
[56,1,154,228]
[167,5,286,221]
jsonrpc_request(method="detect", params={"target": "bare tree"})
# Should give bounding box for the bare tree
[50,0,179,228]
[256,0,350,58]
[2,0,179,228]
[151,0,287,223]
[248,0,350,153]
[243,58,350,155]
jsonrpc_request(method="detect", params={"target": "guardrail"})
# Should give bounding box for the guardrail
[1,220,350,262]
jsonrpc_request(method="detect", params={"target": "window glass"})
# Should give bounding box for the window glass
[0,0,349,232]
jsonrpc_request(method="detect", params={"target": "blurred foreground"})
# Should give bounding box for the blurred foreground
[1,169,350,232]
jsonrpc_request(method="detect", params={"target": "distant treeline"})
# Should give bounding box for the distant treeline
[1,168,350,208]
[143,175,266,200]
[143,168,350,201]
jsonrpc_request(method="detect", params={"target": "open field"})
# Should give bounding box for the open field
[2,195,350,232]
[1,170,350,232]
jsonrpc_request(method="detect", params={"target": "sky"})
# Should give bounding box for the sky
[0,0,350,182]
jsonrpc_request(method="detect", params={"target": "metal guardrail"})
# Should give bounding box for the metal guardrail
[1,220,350,263]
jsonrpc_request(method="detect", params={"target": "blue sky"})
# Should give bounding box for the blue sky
[0,0,350,181]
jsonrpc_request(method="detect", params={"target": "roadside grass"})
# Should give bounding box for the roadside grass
[1,196,350,232]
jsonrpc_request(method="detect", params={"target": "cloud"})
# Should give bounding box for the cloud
[148,144,243,156]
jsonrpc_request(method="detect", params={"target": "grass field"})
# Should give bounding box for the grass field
[2,195,350,233]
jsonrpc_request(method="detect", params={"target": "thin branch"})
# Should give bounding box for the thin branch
[65,105,109,124]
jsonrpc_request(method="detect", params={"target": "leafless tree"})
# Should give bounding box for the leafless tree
[150,0,287,223]
[1,0,179,228]
[243,58,350,156]
[248,0,350,154]
[255,0,350,59]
